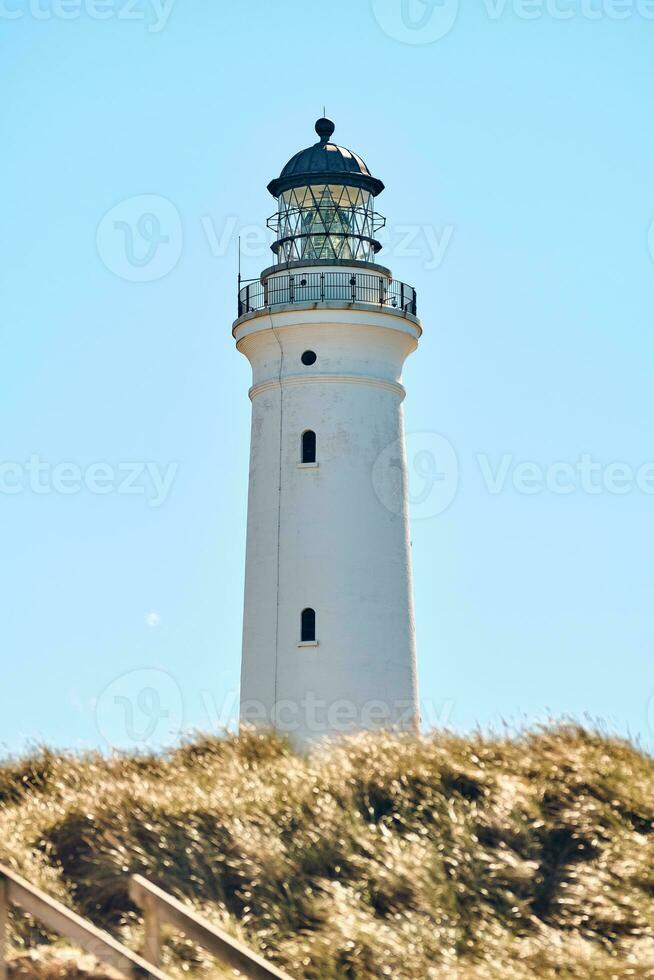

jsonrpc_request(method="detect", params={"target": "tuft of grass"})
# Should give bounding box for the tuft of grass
[1,725,654,978]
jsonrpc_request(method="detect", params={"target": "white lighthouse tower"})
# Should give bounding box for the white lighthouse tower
[235,118,421,742]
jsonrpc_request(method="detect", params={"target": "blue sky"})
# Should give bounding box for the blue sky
[2,0,654,755]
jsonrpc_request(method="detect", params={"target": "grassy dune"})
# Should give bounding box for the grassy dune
[1,725,654,978]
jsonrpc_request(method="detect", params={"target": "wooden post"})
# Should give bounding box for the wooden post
[130,876,293,980]
[143,895,161,968]
[2,865,169,980]
[0,877,9,980]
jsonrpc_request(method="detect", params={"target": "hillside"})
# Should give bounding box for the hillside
[1,725,654,979]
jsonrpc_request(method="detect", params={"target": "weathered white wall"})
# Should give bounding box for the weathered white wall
[235,295,421,744]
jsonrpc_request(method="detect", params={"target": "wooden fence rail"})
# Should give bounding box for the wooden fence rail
[129,876,293,980]
[0,865,169,980]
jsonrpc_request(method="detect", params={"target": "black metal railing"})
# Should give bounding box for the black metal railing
[237,272,417,318]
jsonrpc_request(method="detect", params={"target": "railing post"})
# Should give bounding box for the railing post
[320,273,325,301]
[142,894,161,968]
[379,277,384,305]
[0,878,8,980]
[130,875,293,980]
[289,275,295,304]
[400,282,404,312]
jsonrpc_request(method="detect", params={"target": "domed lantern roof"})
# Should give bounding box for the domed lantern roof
[237,117,418,319]
[267,118,385,198]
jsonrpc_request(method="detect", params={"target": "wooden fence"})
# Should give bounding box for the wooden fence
[129,875,293,980]
[0,865,294,980]
[0,865,169,979]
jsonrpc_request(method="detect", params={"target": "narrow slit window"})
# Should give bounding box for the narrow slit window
[301,608,316,642]
[301,429,317,464]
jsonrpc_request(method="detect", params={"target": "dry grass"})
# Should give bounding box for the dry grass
[1,725,654,979]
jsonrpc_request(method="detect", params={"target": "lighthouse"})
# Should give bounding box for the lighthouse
[234,118,421,742]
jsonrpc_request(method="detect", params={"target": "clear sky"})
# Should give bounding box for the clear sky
[2,0,654,756]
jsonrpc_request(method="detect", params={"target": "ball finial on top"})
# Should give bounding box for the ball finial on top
[315,117,335,144]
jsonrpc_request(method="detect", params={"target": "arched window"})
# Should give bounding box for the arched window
[301,608,316,642]
[301,430,316,464]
